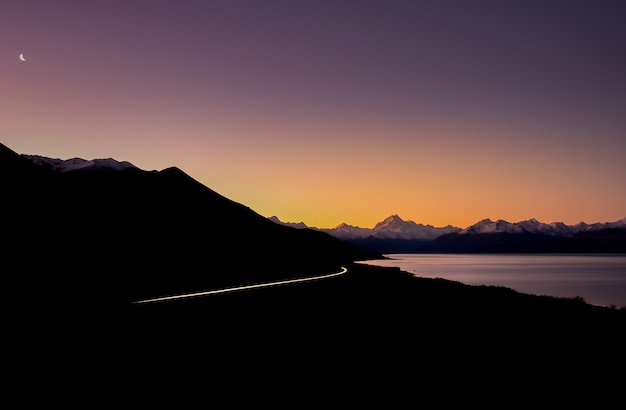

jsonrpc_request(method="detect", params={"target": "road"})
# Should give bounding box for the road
[131,266,348,304]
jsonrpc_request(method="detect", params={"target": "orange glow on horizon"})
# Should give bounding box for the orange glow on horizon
[4,2,625,231]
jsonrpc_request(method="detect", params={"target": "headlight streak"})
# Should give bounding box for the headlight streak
[131,266,348,305]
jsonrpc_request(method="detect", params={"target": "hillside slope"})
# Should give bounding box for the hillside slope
[1,142,379,307]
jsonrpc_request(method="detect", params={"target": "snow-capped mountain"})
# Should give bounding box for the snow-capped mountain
[424,217,626,253]
[22,154,137,173]
[270,214,626,253]
[369,215,460,240]
[269,214,460,241]
[458,218,626,237]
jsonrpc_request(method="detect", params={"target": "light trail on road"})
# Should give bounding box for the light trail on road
[131,266,348,304]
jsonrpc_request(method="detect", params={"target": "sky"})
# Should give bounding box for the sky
[2,0,625,229]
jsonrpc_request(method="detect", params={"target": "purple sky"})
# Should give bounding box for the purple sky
[2,1,625,228]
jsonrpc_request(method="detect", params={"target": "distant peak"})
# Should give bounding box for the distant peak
[382,214,404,223]
[372,215,415,233]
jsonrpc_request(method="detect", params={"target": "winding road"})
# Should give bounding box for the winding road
[132,266,348,304]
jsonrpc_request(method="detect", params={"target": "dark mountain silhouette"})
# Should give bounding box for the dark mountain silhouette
[3,141,625,385]
[418,228,626,253]
[1,142,379,308]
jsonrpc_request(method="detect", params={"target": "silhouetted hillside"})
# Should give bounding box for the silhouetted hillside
[344,237,432,253]
[3,142,625,376]
[566,227,626,252]
[1,142,379,308]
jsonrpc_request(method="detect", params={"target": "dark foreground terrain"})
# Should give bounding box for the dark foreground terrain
[128,262,626,332]
[39,261,626,357]
[3,140,624,401]
[132,263,626,400]
[9,262,626,404]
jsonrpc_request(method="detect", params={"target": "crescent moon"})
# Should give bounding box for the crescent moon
[19,53,26,62]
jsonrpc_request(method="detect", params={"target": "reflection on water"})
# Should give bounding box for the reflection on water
[359,254,626,308]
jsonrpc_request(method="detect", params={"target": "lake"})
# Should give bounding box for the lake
[358,253,626,308]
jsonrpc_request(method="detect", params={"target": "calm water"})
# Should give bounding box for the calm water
[358,253,626,308]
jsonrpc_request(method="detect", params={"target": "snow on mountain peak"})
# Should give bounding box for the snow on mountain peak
[368,215,460,240]
[92,158,136,171]
[271,214,626,241]
[23,154,137,173]
[461,219,526,234]
[373,214,406,230]
[459,217,626,236]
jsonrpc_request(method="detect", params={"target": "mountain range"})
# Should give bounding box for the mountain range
[4,141,625,376]
[270,214,626,253]
[270,214,460,240]
[3,141,624,304]
[270,214,462,252]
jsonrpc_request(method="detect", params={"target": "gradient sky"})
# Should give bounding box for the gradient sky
[3,0,625,229]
